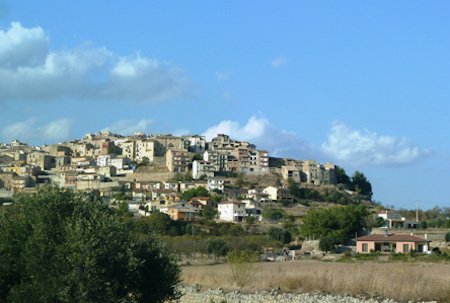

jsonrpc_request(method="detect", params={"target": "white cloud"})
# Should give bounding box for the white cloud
[0,22,189,102]
[102,119,153,135]
[42,119,73,140]
[2,118,73,143]
[271,56,287,68]
[321,121,429,166]
[202,116,268,142]
[216,72,230,82]
[0,22,48,68]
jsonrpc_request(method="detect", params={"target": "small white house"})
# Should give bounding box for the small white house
[263,186,278,201]
[378,210,420,229]
[218,201,246,222]
[208,178,225,193]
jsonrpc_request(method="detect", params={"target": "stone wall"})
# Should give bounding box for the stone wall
[169,286,429,303]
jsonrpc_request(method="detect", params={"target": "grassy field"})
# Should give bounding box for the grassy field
[182,260,450,302]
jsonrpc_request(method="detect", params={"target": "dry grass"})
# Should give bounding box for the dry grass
[182,260,450,302]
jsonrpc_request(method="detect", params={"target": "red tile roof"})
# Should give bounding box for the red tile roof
[355,233,430,243]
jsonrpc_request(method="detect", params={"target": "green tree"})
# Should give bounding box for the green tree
[116,201,133,217]
[145,212,184,236]
[301,204,369,244]
[319,234,339,253]
[201,205,218,220]
[445,232,450,242]
[235,173,245,188]
[262,208,285,221]
[245,216,256,231]
[181,187,209,201]
[0,186,180,303]
[141,156,150,166]
[335,166,352,188]
[267,227,292,244]
[192,153,203,161]
[207,239,229,259]
[351,171,373,198]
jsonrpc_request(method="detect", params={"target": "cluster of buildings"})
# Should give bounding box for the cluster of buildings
[0,131,341,224]
[281,159,337,186]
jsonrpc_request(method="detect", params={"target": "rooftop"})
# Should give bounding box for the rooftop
[355,233,430,243]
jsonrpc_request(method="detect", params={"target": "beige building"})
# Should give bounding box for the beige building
[210,134,253,151]
[27,152,55,170]
[43,145,72,157]
[300,160,336,185]
[154,135,188,152]
[67,142,95,157]
[281,165,301,182]
[11,176,34,192]
[166,150,191,173]
[119,141,135,160]
[0,172,16,190]
[203,150,229,172]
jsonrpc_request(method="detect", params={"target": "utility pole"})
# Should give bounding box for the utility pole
[416,201,419,222]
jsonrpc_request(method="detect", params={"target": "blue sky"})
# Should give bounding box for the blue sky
[0,1,449,209]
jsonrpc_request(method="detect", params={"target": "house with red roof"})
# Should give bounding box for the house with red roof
[355,233,431,254]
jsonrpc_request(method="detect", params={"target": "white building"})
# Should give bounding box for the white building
[378,210,420,229]
[97,154,114,167]
[192,160,216,179]
[207,178,225,193]
[263,186,278,201]
[185,135,206,153]
[135,139,155,162]
[218,201,246,222]
[110,157,132,170]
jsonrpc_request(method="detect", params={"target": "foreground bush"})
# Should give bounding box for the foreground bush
[227,251,258,287]
[0,187,180,303]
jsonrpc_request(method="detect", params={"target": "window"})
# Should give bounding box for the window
[403,244,409,253]
[362,243,368,252]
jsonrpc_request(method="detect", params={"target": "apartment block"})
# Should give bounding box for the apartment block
[166,150,190,173]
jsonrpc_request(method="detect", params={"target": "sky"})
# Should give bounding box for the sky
[0,1,449,209]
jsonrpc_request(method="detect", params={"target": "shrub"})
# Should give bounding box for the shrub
[445,232,450,242]
[319,235,337,253]
[263,208,285,221]
[0,187,180,303]
[207,239,229,259]
[227,251,258,287]
[267,227,292,244]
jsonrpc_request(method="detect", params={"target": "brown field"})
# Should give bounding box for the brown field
[182,260,450,302]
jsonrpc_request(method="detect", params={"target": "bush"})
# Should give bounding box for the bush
[227,251,258,287]
[319,235,337,253]
[263,208,285,221]
[0,187,180,303]
[445,232,450,242]
[181,186,209,201]
[207,239,229,259]
[268,227,292,244]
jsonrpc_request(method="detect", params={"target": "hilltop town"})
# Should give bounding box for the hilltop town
[0,131,346,219]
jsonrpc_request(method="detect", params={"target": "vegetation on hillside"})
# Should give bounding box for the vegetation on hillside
[300,204,370,251]
[396,206,450,228]
[0,187,180,303]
